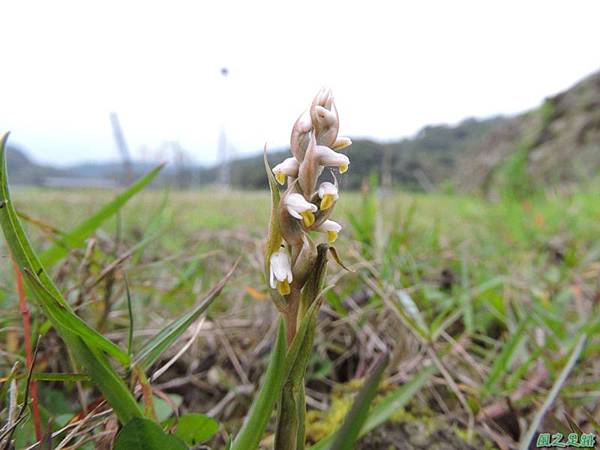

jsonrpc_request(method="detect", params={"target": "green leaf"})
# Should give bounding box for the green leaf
[23,270,129,366]
[310,365,436,450]
[519,334,587,450]
[40,164,164,267]
[362,364,436,435]
[274,298,322,450]
[481,317,529,397]
[330,354,390,450]
[153,394,183,422]
[0,133,141,424]
[32,372,91,382]
[0,133,130,367]
[284,298,322,385]
[263,148,283,310]
[69,336,143,424]
[133,260,237,371]
[114,418,188,450]
[164,414,219,446]
[231,320,286,450]
[263,147,282,262]
[300,244,329,319]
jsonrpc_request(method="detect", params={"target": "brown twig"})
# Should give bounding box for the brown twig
[12,258,42,442]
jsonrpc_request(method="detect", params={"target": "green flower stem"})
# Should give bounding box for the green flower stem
[275,380,300,450]
[283,287,301,346]
[296,383,306,450]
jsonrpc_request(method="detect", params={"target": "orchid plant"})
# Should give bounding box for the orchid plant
[265,89,354,449]
[230,90,398,450]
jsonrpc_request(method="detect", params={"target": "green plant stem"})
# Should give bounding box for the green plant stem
[283,287,301,346]
[296,383,306,450]
[276,288,303,450]
[275,381,298,450]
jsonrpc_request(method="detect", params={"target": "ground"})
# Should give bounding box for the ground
[1,185,600,448]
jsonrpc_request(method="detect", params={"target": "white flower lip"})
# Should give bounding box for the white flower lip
[317,220,342,244]
[269,249,293,287]
[317,220,342,233]
[272,157,299,185]
[285,193,318,226]
[318,182,338,200]
[269,249,293,295]
[317,182,339,210]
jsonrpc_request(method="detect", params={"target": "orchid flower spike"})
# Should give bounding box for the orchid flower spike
[317,182,339,210]
[316,220,342,244]
[316,145,350,173]
[272,157,299,185]
[269,249,293,295]
[285,193,318,227]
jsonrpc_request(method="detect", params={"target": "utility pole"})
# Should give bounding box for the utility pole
[217,67,230,189]
[109,112,133,185]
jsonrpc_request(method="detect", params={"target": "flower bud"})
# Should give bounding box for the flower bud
[332,136,352,151]
[272,157,300,185]
[311,88,339,147]
[269,249,293,295]
[297,132,321,197]
[290,110,312,162]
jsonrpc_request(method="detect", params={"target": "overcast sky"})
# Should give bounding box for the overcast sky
[1,1,599,166]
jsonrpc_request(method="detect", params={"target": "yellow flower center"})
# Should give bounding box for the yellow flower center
[277,279,291,296]
[275,171,286,185]
[320,194,335,210]
[301,210,315,227]
[339,164,348,174]
[327,230,338,244]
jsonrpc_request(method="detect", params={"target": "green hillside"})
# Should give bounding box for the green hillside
[457,71,600,197]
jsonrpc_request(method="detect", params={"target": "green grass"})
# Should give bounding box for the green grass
[1,184,600,448]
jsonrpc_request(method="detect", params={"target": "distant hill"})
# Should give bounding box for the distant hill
[5,69,600,193]
[6,145,65,185]
[197,116,507,190]
[456,71,600,196]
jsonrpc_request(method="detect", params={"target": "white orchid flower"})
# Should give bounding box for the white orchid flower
[285,193,318,227]
[272,157,299,185]
[317,182,339,210]
[316,220,342,244]
[269,249,293,295]
[315,145,350,173]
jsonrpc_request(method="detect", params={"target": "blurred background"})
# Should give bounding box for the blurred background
[2,0,600,194]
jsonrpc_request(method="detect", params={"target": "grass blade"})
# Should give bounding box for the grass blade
[40,163,164,267]
[310,364,436,450]
[0,133,141,424]
[329,354,390,450]
[231,320,286,450]
[68,335,143,424]
[481,317,529,397]
[22,269,129,365]
[0,133,129,365]
[133,260,238,371]
[519,334,587,450]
